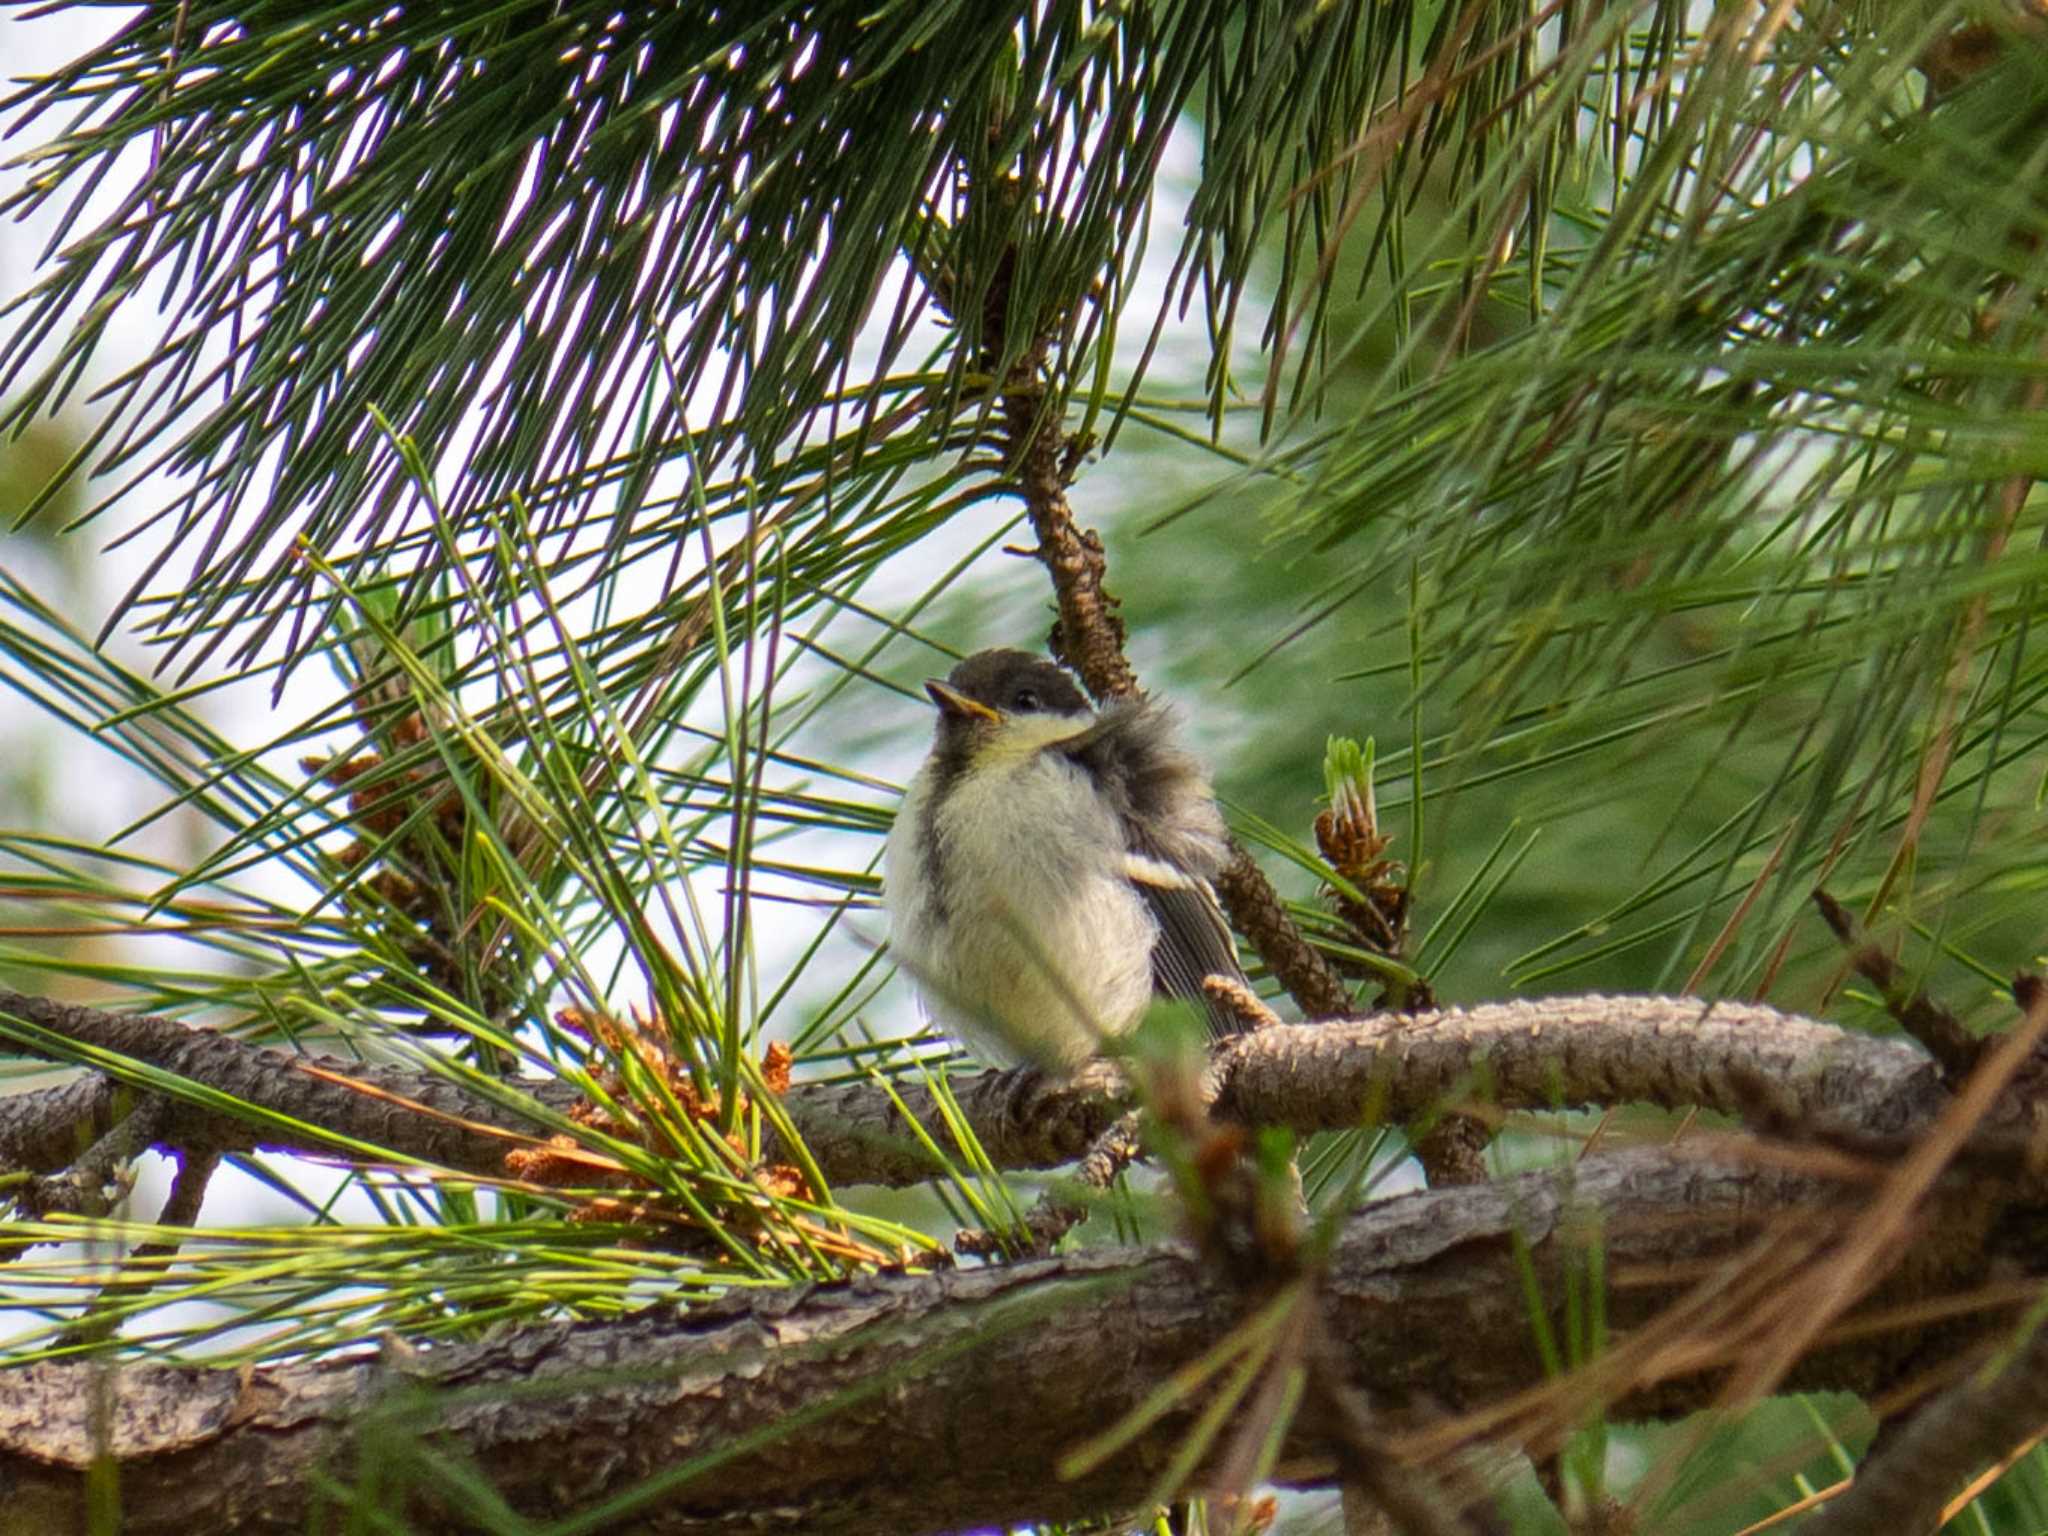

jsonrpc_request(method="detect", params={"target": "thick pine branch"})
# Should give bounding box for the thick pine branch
[0,1146,2010,1536]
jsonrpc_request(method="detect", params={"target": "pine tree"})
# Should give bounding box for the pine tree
[3,3,2048,1530]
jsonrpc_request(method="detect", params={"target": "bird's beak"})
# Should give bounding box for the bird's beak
[925,679,1002,723]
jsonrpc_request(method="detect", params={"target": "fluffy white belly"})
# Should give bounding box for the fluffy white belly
[886,749,1156,1068]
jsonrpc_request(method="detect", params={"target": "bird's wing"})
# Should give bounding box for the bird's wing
[1054,700,1252,1038]
[1121,845,1250,1038]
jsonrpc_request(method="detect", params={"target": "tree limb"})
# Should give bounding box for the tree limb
[0,991,1961,1194]
[0,1145,2002,1536]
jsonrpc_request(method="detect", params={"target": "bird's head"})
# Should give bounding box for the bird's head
[925,648,1094,761]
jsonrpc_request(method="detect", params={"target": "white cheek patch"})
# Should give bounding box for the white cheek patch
[975,709,1097,763]
[1122,852,1198,890]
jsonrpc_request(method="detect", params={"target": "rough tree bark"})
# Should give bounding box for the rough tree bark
[0,989,2039,1534]
[0,991,1953,1189]
[0,1147,2008,1535]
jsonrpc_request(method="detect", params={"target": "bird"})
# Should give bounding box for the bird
[883,647,1249,1070]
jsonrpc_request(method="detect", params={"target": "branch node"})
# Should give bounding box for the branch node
[956,1109,1144,1258]
[1812,888,1984,1086]
[17,1095,167,1221]
[1203,975,1285,1033]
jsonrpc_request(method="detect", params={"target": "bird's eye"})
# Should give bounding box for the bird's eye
[1013,688,1041,711]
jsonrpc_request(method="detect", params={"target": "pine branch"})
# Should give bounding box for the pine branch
[0,990,1965,1196]
[0,1145,2013,1536]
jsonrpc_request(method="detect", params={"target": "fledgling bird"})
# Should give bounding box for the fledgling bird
[884,648,1249,1070]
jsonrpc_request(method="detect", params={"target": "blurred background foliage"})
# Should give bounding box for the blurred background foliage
[4,0,2048,1528]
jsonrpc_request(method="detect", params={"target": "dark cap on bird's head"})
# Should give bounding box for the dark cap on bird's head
[924,648,1091,737]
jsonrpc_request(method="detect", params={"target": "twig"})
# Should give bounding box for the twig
[956,1110,1144,1257]
[1001,381,1138,701]
[1797,1320,2048,1536]
[0,1072,122,1183]
[1812,888,1984,1085]
[1727,1063,2044,1183]
[57,1145,222,1348]
[1203,974,1285,1033]
[17,1095,167,1220]
[1214,847,1357,1022]
[0,986,594,1174]
[1412,1114,1492,1187]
